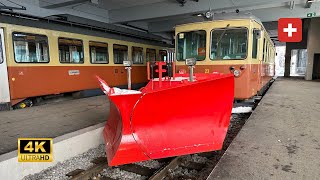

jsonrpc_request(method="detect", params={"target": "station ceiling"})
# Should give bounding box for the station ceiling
[1,0,319,44]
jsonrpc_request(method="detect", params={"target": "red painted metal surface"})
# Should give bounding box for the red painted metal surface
[97,72,234,166]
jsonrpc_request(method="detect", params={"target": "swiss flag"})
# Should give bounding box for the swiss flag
[278,18,302,42]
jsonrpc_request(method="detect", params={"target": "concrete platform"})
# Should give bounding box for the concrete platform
[0,95,109,155]
[208,78,320,180]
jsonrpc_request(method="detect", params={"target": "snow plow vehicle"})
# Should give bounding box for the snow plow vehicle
[96,61,234,166]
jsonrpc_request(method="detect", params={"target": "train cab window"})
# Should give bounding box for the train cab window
[89,41,108,64]
[177,30,206,61]
[146,48,156,62]
[58,38,84,63]
[210,28,247,60]
[159,50,167,62]
[13,32,49,63]
[132,46,143,64]
[113,44,128,64]
[252,29,259,59]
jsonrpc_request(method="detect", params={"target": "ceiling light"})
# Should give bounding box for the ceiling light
[205,11,213,19]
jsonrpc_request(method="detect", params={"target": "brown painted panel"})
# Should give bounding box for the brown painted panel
[8,66,148,100]
[176,64,261,100]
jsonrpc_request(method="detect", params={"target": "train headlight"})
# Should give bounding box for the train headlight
[179,69,186,74]
[233,70,241,77]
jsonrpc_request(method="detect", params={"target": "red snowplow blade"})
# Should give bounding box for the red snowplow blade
[97,73,234,166]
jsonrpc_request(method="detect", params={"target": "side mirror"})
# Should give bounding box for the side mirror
[123,60,132,67]
[185,58,197,66]
[254,29,262,39]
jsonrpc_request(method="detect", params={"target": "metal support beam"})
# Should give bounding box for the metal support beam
[289,1,295,10]
[0,6,26,10]
[42,0,89,9]
[305,0,314,8]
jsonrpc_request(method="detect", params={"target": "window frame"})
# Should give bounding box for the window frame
[0,33,3,64]
[159,49,168,61]
[146,48,157,62]
[209,27,249,61]
[89,41,109,64]
[131,46,144,64]
[252,28,259,59]
[12,32,50,64]
[58,37,84,64]
[266,42,269,62]
[113,44,128,65]
[263,38,266,62]
[176,30,207,61]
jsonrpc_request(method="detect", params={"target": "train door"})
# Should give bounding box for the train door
[0,28,11,105]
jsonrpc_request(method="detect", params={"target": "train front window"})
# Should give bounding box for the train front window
[59,38,84,63]
[113,44,128,64]
[90,41,108,64]
[13,32,49,63]
[132,46,144,64]
[177,30,206,61]
[210,28,248,60]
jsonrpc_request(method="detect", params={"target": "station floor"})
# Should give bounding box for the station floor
[0,95,108,155]
[207,78,320,180]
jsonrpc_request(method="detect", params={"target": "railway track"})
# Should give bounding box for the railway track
[66,80,274,180]
[65,113,251,180]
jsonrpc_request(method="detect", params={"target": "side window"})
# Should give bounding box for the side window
[146,48,156,62]
[252,29,258,59]
[0,33,3,64]
[132,46,143,64]
[269,45,272,62]
[266,43,269,62]
[13,32,49,63]
[59,38,84,63]
[262,38,266,62]
[159,50,167,62]
[90,41,108,64]
[113,44,128,64]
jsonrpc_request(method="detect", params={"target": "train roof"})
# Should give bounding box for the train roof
[175,13,264,28]
[213,13,262,24]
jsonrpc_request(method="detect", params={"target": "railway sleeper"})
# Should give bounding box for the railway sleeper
[180,161,206,171]
[118,164,156,177]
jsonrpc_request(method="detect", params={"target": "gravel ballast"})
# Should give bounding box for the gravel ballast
[22,113,251,180]
[23,144,106,180]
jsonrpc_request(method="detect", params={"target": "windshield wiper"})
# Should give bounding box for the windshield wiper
[215,24,230,59]
[216,24,230,46]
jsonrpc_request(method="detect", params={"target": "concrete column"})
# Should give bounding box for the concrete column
[306,17,320,80]
[284,47,291,77]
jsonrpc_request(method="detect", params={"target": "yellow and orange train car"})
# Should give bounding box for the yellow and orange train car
[0,14,172,110]
[174,15,275,100]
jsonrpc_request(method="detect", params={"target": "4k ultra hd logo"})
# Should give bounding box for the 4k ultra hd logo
[278,18,302,42]
[18,138,53,162]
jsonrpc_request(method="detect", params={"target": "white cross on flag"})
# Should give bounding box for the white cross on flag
[278,18,302,42]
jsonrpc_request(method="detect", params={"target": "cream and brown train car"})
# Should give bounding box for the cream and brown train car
[0,14,172,110]
[175,16,275,100]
